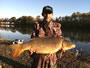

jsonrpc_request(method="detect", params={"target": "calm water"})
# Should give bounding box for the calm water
[0,26,90,55]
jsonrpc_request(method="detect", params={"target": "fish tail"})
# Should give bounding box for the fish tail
[13,49,24,58]
[10,44,24,58]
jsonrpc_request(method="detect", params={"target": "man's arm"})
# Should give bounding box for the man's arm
[53,22,62,37]
[31,22,39,38]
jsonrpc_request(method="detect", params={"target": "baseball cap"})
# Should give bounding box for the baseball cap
[42,6,53,14]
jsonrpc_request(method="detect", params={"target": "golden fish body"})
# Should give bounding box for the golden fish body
[10,37,76,58]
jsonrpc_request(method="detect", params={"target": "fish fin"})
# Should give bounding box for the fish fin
[58,51,62,58]
[59,49,66,58]
[58,49,64,58]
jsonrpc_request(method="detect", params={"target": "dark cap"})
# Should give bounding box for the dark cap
[42,6,53,14]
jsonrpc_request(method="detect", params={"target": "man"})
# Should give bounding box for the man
[31,5,62,68]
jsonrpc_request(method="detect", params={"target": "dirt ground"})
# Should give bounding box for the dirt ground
[0,40,90,68]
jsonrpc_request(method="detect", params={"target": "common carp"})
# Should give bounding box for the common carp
[10,37,76,58]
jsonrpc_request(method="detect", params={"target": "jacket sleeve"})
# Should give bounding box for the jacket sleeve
[31,22,39,38]
[53,23,62,37]
[57,23,62,36]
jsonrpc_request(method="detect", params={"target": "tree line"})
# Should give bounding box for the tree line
[54,12,90,29]
[0,12,90,29]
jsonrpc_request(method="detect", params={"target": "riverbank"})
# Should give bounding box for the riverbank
[0,40,90,68]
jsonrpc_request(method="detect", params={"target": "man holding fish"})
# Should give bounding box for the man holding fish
[31,5,62,68]
[10,6,76,68]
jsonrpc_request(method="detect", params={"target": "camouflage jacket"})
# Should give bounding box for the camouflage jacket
[31,20,62,38]
[31,20,62,68]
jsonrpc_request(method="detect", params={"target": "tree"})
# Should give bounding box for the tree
[35,16,41,22]
[16,16,34,25]
[3,18,9,22]
[0,18,3,22]
[26,16,34,24]
[9,17,16,22]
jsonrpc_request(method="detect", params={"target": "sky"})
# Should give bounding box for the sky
[0,0,90,19]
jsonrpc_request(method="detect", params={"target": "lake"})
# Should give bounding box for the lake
[0,26,90,56]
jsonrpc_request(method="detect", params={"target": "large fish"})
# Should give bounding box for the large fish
[10,37,76,58]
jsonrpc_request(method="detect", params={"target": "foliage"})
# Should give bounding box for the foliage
[15,16,34,25]
[0,12,90,29]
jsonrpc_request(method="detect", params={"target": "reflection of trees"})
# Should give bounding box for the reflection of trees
[0,25,33,35]
[15,25,33,34]
[0,25,90,42]
[62,29,90,42]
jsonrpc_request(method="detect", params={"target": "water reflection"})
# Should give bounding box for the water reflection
[0,25,14,28]
[62,29,90,55]
[62,29,90,42]
[0,26,32,42]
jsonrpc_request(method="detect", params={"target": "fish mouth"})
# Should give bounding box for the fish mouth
[63,44,76,51]
[72,44,76,48]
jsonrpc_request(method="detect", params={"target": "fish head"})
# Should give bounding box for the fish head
[62,40,76,51]
[57,39,76,58]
